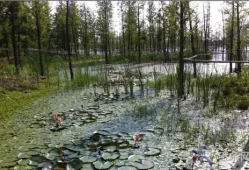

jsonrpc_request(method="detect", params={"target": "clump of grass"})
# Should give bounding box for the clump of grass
[72,67,99,88]
[131,98,156,119]
[136,69,144,96]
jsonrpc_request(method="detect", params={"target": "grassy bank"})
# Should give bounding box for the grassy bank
[0,77,57,118]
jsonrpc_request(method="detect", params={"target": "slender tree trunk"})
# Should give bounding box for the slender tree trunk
[94,31,97,55]
[121,8,126,56]
[71,15,78,59]
[179,2,185,97]
[237,1,241,73]
[163,18,166,62]
[66,1,74,79]
[230,1,235,73]
[188,9,195,55]
[137,4,141,63]
[10,5,19,75]
[203,3,207,53]
[167,37,170,60]
[35,4,44,77]
[84,12,88,56]
[104,3,109,64]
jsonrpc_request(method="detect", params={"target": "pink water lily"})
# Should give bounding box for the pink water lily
[57,117,63,124]
[53,112,59,119]
[133,133,142,147]
[52,112,63,125]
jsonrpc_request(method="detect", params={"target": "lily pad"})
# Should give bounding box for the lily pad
[119,153,129,160]
[18,153,30,159]
[28,160,39,166]
[41,149,51,154]
[93,161,113,170]
[18,146,29,152]
[26,150,40,156]
[81,163,94,170]
[102,145,117,152]
[85,119,96,123]
[67,159,83,169]
[102,152,119,161]
[29,155,48,163]
[0,161,16,168]
[118,142,130,149]
[38,162,53,169]
[17,159,29,166]
[50,126,67,132]
[44,153,56,161]
[126,160,154,170]
[93,130,110,136]
[144,148,161,156]
[80,156,97,163]
[128,155,145,162]
[117,166,138,170]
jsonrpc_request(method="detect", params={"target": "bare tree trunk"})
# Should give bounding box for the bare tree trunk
[179,2,185,97]
[10,3,19,75]
[203,2,207,53]
[188,5,195,56]
[104,2,109,64]
[137,3,141,63]
[66,1,74,79]
[230,1,235,73]
[35,3,44,77]
[237,1,241,73]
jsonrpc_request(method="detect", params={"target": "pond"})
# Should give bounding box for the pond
[1,62,249,170]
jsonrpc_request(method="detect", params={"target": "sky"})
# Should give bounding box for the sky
[49,1,231,35]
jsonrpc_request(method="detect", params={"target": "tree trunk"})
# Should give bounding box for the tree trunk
[230,1,234,73]
[137,4,141,63]
[35,4,44,77]
[188,7,195,56]
[236,1,241,73]
[66,1,74,79]
[10,3,19,75]
[104,3,109,64]
[179,2,185,97]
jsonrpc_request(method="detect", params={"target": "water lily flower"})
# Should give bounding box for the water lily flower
[133,133,142,147]
[52,112,59,119]
[57,117,63,124]
[192,153,197,164]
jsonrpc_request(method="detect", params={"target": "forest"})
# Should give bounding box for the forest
[1,1,249,170]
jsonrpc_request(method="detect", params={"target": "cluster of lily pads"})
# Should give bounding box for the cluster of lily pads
[28,106,114,132]
[4,128,162,170]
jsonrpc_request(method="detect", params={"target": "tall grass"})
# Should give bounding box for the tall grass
[72,66,99,88]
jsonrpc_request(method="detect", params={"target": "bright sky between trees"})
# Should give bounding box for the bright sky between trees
[49,1,245,35]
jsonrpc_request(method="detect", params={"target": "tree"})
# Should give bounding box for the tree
[178,1,187,98]
[66,1,73,79]
[119,1,126,56]
[136,1,145,63]
[147,2,156,53]
[97,1,112,64]
[69,2,80,59]
[124,1,136,62]
[80,4,93,56]
[8,2,20,74]
[52,2,66,50]
[31,1,51,76]
[187,3,195,56]
[229,1,235,73]
[236,1,241,73]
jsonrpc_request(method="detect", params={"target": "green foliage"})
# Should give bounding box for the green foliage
[71,67,99,88]
[130,98,155,118]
